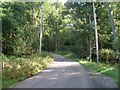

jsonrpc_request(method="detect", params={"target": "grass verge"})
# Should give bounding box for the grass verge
[79,60,118,83]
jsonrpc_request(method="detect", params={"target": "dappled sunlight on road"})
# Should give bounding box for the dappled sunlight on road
[14,54,118,88]
[50,61,80,67]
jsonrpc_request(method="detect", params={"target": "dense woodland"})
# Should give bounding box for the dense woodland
[2,2,120,63]
[1,1,120,87]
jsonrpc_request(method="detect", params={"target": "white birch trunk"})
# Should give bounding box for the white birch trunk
[105,2,120,63]
[93,2,99,65]
[39,5,43,53]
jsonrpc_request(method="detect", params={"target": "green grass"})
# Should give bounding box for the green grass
[79,60,118,82]
[57,51,119,85]
[56,51,79,60]
[2,78,17,88]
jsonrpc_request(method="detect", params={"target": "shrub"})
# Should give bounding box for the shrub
[99,49,118,63]
[2,53,53,88]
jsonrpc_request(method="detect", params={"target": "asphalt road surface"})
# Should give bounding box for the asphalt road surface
[14,54,118,88]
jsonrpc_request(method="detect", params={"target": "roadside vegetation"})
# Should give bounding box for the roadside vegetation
[2,52,53,88]
[1,1,120,88]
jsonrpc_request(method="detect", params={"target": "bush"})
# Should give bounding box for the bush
[2,53,53,88]
[99,49,118,63]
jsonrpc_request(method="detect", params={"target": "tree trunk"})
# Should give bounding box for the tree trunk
[105,2,120,63]
[32,4,34,31]
[39,5,43,53]
[55,22,58,52]
[89,15,92,61]
[93,2,99,65]
[32,4,34,54]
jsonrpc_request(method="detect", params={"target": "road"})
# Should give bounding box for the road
[14,54,117,88]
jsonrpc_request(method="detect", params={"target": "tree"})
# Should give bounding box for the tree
[93,2,99,65]
[105,2,120,63]
[39,3,43,53]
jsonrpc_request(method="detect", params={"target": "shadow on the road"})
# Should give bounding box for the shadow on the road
[54,58,73,62]
[14,54,118,88]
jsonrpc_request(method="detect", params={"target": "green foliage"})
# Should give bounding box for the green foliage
[2,53,53,88]
[1,2,120,87]
[99,49,118,63]
[2,2,119,63]
[57,51,80,61]
[2,2,40,55]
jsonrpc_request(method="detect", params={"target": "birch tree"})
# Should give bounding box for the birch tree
[39,4,43,53]
[93,2,99,65]
[105,2,120,63]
